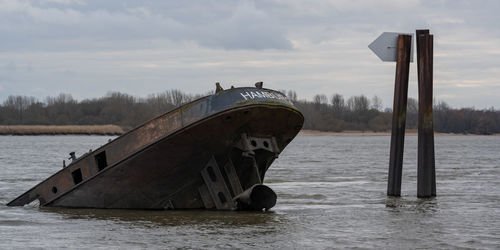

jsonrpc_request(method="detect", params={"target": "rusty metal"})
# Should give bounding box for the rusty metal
[223,159,244,196]
[200,156,235,210]
[387,34,412,197]
[416,29,436,198]
[7,86,304,210]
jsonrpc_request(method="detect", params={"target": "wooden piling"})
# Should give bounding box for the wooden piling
[416,29,436,197]
[387,35,412,196]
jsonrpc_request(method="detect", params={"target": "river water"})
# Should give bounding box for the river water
[0,135,499,249]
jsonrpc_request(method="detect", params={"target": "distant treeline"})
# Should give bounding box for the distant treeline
[0,90,499,135]
[287,91,500,135]
[0,90,209,131]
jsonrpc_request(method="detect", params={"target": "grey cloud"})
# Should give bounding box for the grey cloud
[2,0,499,51]
[0,0,292,51]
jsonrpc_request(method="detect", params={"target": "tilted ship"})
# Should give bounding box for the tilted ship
[8,83,304,211]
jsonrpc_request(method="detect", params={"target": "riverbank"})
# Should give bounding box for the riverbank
[0,125,124,135]
[1,126,496,136]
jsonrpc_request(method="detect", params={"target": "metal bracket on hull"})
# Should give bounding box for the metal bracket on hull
[198,134,282,210]
[235,133,280,156]
[198,158,245,210]
[199,157,235,210]
[235,133,281,184]
[223,159,244,196]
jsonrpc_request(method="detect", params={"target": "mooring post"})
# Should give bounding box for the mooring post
[416,29,436,197]
[387,34,412,196]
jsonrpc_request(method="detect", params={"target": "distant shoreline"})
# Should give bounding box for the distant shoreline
[0,126,497,136]
[0,125,123,135]
[299,129,500,136]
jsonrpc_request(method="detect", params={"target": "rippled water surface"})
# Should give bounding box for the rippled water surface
[1,135,499,249]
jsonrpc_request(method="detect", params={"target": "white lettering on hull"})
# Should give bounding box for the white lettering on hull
[240,90,289,102]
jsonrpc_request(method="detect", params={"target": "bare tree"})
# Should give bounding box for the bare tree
[167,89,185,106]
[347,95,370,112]
[370,95,383,111]
[313,94,328,113]
[331,94,345,113]
[3,95,37,123]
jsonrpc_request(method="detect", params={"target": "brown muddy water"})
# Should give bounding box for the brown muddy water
[0,135,499,249]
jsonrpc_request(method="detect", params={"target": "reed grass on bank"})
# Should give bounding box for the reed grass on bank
[0,125,124,135]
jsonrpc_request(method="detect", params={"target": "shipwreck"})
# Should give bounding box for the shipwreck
[8,83,304,211]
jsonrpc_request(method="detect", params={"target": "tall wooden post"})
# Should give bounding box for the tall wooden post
[416,29,436,197]
[387,35,412,196]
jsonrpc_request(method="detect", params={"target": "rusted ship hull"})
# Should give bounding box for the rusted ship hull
[8,87,303,210]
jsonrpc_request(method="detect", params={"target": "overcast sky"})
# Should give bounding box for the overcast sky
[1,0,499,109]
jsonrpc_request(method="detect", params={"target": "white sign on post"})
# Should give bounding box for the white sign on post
[369,32,413,62]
